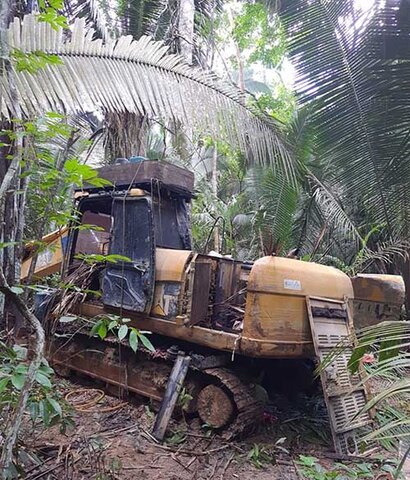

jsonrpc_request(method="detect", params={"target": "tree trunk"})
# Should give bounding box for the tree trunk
[178,0,195,65]
[402,256,410,318]
[0,272,45,477]
[0,5,47,475]
[234,41,245,94]
[0,0,23,328]
[104,112,148,162]
[211,145,219,252]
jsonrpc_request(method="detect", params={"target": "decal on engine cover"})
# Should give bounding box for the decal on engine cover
[283,279,302,291]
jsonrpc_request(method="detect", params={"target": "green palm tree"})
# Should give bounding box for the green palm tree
[276,0,410,306]
[276,2,410,469]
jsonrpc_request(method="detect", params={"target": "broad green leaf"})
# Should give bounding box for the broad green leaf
[0,377,10,393]
[15,364,28,375]
[13,345,27,360]
[38,364,54,376]
[129,329,138,352]
[137,332,155,352]
[74,223,104,232]
[118,324,128,341]
[11,374,26,390]
[98,322,107,340]
[44,111,64,119]
[59,315,77,323]
[48,0,64,9]
[39,399,50,426]
[29,401,39,421]
[105,254,132,263]
[0,241,19,249]
[47,397,62,416]
[90,320,102,337]
[348,345,370,374]
[379,339,400,363]
[35,372,52,388]
[107,320,118,331]
[10,286,24,295]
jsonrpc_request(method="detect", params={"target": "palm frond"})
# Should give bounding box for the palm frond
[318,320,410,453]
[246,167,298,254]
[351,240,410,273]
[278,0,410,238]
[64,0,112,39]
[1,15,294,178]
[309,173,362,243]
[119,0,168,39]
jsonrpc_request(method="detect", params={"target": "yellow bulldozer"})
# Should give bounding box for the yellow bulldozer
[21,159,405,455]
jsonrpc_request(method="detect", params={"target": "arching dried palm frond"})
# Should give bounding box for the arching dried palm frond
[1,14,294,178]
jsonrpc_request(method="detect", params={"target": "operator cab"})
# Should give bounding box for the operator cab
[67,159,194,313]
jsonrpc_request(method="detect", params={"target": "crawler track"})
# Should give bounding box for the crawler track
[202,368,263,438]
[49,333,262,438]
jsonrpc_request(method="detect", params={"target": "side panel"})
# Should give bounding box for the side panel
[352,274,405,328]
[243,293,312,344]
[243,256,353,346]
[103,196,155,312]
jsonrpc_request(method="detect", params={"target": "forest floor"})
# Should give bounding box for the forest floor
[19,376,405,480]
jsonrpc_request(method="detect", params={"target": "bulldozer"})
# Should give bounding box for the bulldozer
[21,159,406,456]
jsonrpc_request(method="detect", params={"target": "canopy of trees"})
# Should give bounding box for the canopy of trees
[0,0,409,475]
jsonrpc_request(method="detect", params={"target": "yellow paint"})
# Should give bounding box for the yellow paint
[352,274,405,305]
[352,274,405,328]
[155,248,192,282]
[21,227,68,280]
[78,302,313,359]
[151,249,192,317]
[243,256,353,344]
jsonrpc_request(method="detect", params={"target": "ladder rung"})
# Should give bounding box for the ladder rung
[334,419,374,434]
[306,295,375,456]
[326,385,366,397]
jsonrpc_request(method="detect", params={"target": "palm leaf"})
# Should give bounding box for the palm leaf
[310,174,362,243]
[1,15,294,178]
[278,0,410,238]
[246,167,298,254]
[119,0,168,39]
[64,0,112,39]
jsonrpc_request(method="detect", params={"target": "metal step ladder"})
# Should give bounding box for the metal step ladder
[306,296,376,456]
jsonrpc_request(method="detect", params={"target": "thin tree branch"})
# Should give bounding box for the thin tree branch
[0,269,45,476]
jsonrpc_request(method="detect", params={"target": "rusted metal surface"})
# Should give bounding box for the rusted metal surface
[49,335,170,401]
[306,296,376,456]
[352,274,405,328]
[48,333,262,438]
[86,160,195,197]
[212,259,243,330]
[76,302,314,358]
[352,274,405,305]
[185,256,213,327]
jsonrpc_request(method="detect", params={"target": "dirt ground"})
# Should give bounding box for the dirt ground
[21,375,403,480]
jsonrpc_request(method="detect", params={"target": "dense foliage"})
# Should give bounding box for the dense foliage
[0,0,409,476]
